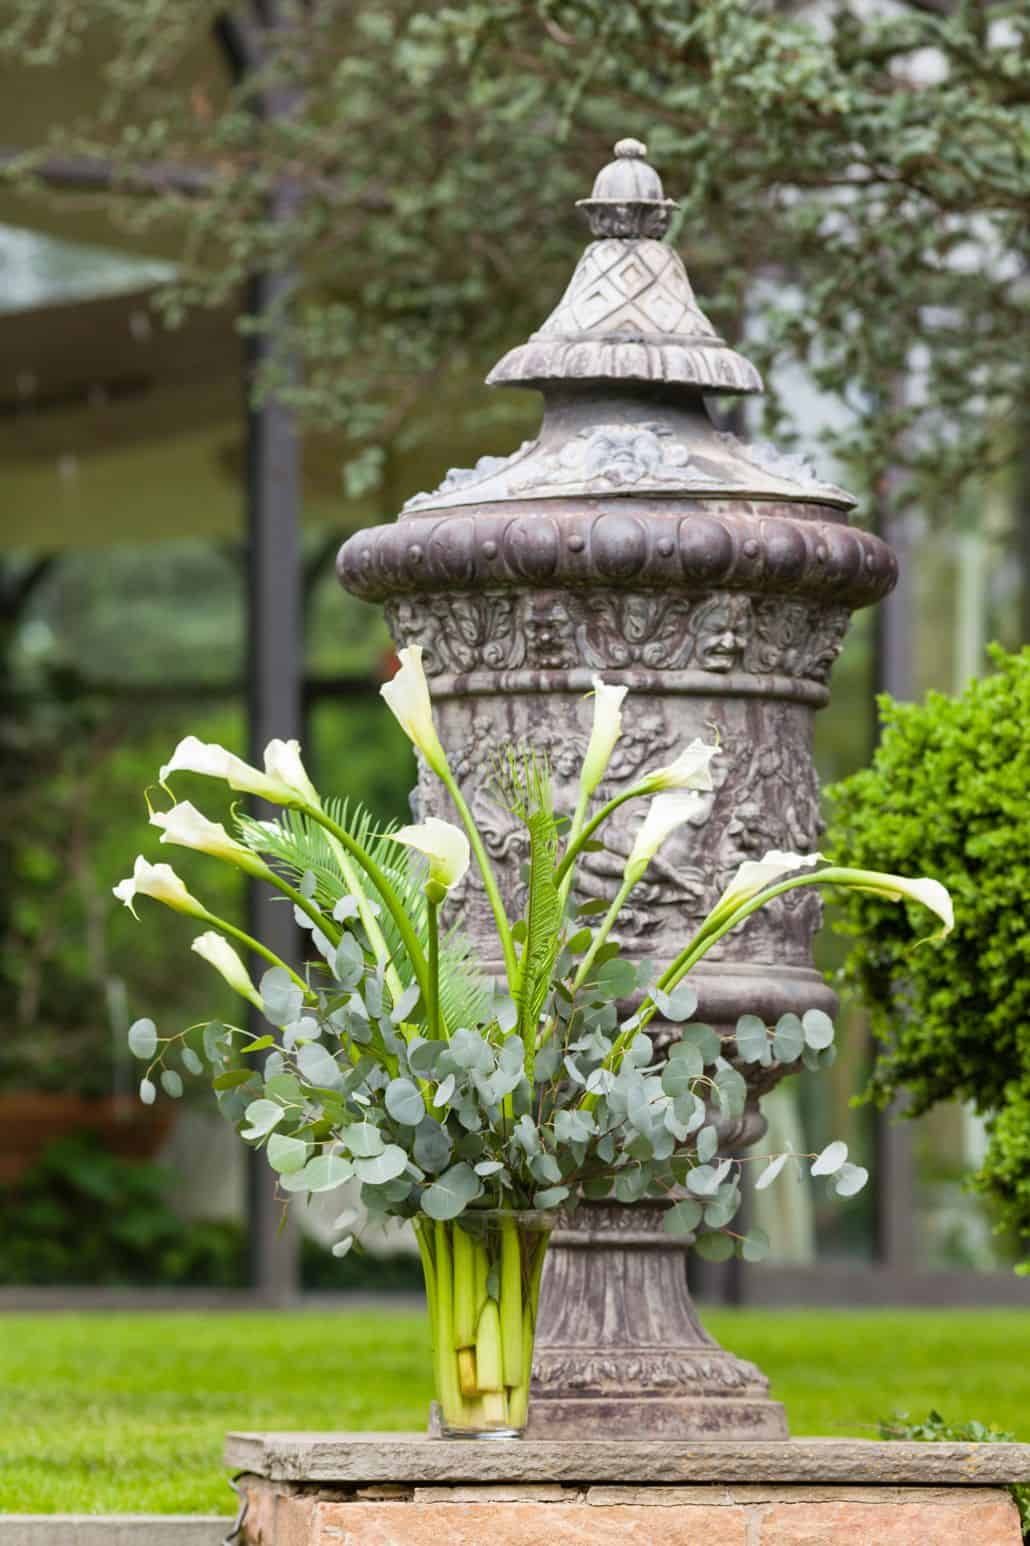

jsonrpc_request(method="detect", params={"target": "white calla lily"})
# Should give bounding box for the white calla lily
[580,675,628,798]
[150,801,267,873]
[160,735,320,808]
[392,817,470,898]
[639,737,719,794]
[711,852,953,944]
[380,647,448,776]
[191,931,263,1008]
[113,856,207,920]
[826,868,954,942]
[718,850,825,912]
[625,791,703,883]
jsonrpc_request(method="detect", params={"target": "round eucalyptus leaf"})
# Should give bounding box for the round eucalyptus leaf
[450,1028,493,1072]
[772,1013,805,1063]
[685,1163,722,1197]
[281,1152,353,1193]
[267,1133,309,1174]
[261,968,304,1027]
[533,1184,570,1208]
[651,983,699,1021]
[128,1019,157,1060]
[678,1022,721,1064]
[390,982,421,1023]
[741,1225,771,1262]
[811,1139,848,1177]
[181,1047,204,1077]
[755,1152,790,1191]
[160,1069,183,1098]
[138,1077,157,1106]
[714,1064,747,1119]
[413,1116,452,1174]
[433,1073,456,1108]
[664,1199,703,1236]
[241,1098,286,1139]
[421,1161,482,1220]
[354,1144,408,1185]
[385,1077,425,1127]
[734,1014,770,1064]
[833,1161,869,1197]
[530,1151,562,1184]
[343,1121,385,1158]
[696,1124,719,1164]
[614,1164,649,1203]
[802,1008,835,1050]
[693,1230,735,1262]
[702,1192,740,1230]
[297,1042,344,1090]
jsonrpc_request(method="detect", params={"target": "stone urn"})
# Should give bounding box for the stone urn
[338,138,895,1438]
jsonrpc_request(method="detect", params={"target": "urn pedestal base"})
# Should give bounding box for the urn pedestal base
[527,1203,786,1441]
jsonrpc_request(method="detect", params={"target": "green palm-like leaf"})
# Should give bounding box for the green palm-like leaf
[235,799,491,1028]
[493,749,562,1041]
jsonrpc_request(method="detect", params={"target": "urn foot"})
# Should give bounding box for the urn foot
[527,1203,788,1441]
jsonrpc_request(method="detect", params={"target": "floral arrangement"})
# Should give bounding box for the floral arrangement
[115,648,952,1436]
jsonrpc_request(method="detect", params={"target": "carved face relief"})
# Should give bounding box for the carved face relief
[691,595,753,672]
[524,598,577,669]
[808,608,851,683]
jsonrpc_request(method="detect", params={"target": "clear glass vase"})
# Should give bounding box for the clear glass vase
[414,1209,554,1438]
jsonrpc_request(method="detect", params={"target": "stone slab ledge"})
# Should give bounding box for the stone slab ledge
[224,1431,1030,1487]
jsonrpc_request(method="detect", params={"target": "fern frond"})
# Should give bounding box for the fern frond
[235,800,492,1027]
[518,804,562,1041]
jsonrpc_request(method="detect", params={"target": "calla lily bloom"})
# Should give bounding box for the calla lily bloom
[718,850,824,912]
[714,851,954,944]
[150,801,269,875]
[579,676,628,798]
[380,647,448,777]
[113,856,207,920]
[638,737,719,794]
[392,817,470,899]
[625,791,703,884]
[824,868,954,942]
[160,735,320,809]
[191,931,263,1009]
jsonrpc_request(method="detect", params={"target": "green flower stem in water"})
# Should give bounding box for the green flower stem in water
[499,1213,524,1388]
[417,1215,550,1433]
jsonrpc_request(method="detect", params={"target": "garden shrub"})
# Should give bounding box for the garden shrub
[826,646,1030,1260]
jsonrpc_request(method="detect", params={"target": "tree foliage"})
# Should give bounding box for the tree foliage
[0,0,1026,513]
[826,647,1030,1257]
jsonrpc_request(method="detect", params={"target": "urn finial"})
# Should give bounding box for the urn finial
[576,137,678,239]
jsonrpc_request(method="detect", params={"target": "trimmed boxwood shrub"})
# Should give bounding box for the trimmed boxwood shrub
[826,645,1030,1262]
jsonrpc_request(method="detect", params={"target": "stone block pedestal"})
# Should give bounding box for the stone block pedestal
[225,1434,1030,1545]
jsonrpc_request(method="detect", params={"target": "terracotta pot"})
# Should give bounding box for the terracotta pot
[0,1092,175,1184]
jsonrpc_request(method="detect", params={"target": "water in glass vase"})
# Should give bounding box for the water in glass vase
[414,1210,553,1438]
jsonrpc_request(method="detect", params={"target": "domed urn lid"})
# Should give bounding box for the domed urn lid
[487,138,763,397]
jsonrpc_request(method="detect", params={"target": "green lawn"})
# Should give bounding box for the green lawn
[1,1308,1027,1513]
